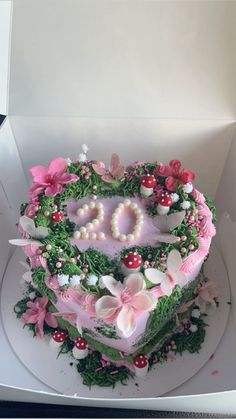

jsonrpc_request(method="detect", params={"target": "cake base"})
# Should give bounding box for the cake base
[1,244,230,398]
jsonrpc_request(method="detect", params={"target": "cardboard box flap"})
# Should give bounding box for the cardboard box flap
[8,0,236,119]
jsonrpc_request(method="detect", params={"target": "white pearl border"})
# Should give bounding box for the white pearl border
[110,199,144,242]
[73,202,106,240]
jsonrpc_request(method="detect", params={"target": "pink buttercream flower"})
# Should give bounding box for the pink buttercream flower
[145,250,188,296]
[21,296,58,338]
[29,157,78,197]
[197,203,216,238]
[191,188,205,205]
[80,294,97,315]
[195,280,218,312]
[95,274,156,338]
[92,154,124,183]
[154,160,195,192]
[22,245,47,270]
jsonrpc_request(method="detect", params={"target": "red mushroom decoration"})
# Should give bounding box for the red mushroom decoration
[49,330,67,349]
[121,252,142,276]
[157,192,172,215]
[140,174,157,197]
[51,211,64,223]
[133,354,149,378]
[72,337,88,359]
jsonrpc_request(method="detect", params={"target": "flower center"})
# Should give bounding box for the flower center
[166,273,174,284]
[120,287,132,305]
[45,174,55,184]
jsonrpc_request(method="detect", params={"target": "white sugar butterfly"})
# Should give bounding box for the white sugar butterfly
[9,216,49,247]
[152,210,186,244]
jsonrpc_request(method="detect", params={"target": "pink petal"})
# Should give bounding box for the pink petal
[124,273,144,295]
[195,296,206,312]
[92,162,106,176]
[149,285,164,299]
[165,176,178,192]
[160,277,174,296]
[48,157,67,175]
[155,233,180,244]
[100,275,123,296]
[113,165,125,180]
[167,250,182,272]
[44,183,64,196]
[102,173,114,183]
[169,160,182,176]
[95,296,121,319]
[76,316,83,334]
[174,271,188,287]
[145,268,165,285]
[38,296,49,309]
[59,172,78,184]
[21,311,38,324]
[109,153,120,173]
[116,306,137,337]
[132,291,156,311]
[45,312,58,328]
[35,314,45,338]
[29,165,48,179]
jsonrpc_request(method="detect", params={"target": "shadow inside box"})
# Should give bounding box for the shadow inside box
[0,402,234,419]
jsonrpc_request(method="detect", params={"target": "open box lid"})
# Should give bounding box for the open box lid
[1,0,236,413]
[5,0,236,119]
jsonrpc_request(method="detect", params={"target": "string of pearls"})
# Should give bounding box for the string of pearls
[73,202,106,240]
[111,199,144,242]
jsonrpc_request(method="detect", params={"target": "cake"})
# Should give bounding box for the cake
[10,145,218,387]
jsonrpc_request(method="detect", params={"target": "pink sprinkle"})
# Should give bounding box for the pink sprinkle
[159,263,167,268]
[211,369,219,376]
[95,367,102,372]
[160,257,167,261]
[209,353,215,361]
[110,370,119,375]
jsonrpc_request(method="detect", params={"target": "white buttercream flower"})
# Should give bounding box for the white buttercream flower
[189,324,198,333]
[70,275,81,287]
[65,157,72,166]
[81,144,89,154]
[183,183,193,193]
[58,274,69,287]
[180,200,191,210]
[191,308,201,318]
[78,153,87,162]
[171,193,180,203]
[87,274,98,286]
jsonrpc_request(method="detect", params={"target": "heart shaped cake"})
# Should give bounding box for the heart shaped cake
[11,147,217,386]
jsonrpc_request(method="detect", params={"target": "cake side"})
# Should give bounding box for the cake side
[10,150,217,386]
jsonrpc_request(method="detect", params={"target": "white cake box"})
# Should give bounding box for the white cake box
[1,0,236,413]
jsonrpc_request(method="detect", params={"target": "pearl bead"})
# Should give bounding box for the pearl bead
[118,203,124,209]
[89,232,97,240]
[124,199,131,206]
[189,244,195,250]
[73,231,81,239]
[131,203,138,209]
[92,185,97,190]
[92,195,97,200]
[56,262,62,268]
[119,234,127,242]
[81,232,89,240]
[46,244,52,251]
[112,232,120,239]
[189,216,195,221]
[133,232,139,239]
[86,222,93,230]
[83,204,89,210]
[89,202,95,209]
[127,234,134,241]
[97,232,105,240]
[80,226,87,234]
[44,210,50,217]
[137,215,144,223]
[135,208,142,215]
[181,247,187,253]
[80,273,86,280]
[58,248,63,253]
[77,208,84,216]
[97,215,104,222]
[92,219,99,225]
[70,258,76,263]
[96,203,103,209]
[181,235,187,241]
